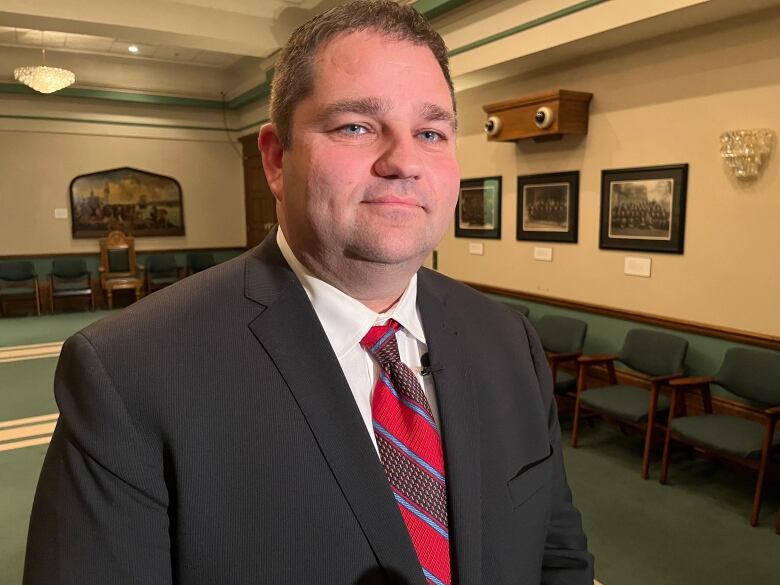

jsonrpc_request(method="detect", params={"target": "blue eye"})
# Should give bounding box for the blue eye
[419,130,444,143]
[340,124,367,136]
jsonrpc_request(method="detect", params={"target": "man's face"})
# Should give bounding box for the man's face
[271,30,460,269]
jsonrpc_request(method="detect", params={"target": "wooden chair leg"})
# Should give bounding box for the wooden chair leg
[660,389,680,485]
[751,420,775,527]
[107,290,113,310]
[641,384,660,480]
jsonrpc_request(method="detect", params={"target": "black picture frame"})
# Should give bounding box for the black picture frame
[454,176,502,239]
[69,167,185,239]
[599,164,688,254]
[516,171,579,243]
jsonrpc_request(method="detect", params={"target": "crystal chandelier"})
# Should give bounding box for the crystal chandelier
[14,49,75,94]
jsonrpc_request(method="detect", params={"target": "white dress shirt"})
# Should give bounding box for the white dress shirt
[277,229,440,455]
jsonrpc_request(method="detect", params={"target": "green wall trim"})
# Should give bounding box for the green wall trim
[448,0,610,57]
[0,2,608,111]
[0,83,226,109]
[0,113,268,134]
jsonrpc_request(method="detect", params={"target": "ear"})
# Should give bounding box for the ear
[258,123,285,202]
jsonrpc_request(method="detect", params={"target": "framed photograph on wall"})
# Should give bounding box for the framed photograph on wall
[516,171,579,243]
[69,167,185,239]
[599,164,688,254]
[454,176,501,239]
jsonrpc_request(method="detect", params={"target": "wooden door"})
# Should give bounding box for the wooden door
[240,133,277,248]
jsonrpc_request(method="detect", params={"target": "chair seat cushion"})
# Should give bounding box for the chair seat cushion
[671,415,780,459]
[580,385,670,422]
[554,371,577,394]
[0,286,35,297]
[52,282,91,293]
[149,276,178,285]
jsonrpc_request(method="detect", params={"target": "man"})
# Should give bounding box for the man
[25,2,593,584]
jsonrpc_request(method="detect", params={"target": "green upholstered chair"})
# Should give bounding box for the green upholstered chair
[659,347,780,528]
[511,303,530,317]
[572,329,688,479]
[537,315,588,395]
[0,261,41,316]
[146,254,181,294]
[49,259,94,312]
[186,252,216,275]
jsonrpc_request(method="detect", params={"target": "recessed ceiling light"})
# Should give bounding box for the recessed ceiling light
[128,45,139,53]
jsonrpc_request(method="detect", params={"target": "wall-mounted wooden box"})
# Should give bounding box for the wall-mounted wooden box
[483,89,593,142]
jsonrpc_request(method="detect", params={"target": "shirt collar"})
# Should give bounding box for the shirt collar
[276,229,425,359]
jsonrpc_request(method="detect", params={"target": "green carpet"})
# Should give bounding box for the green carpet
[0,311,113,348]
[0,444,48,585]
[563,424,780,585]
[0,359,59,422]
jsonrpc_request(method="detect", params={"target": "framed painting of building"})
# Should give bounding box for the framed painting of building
[69,167,185,239]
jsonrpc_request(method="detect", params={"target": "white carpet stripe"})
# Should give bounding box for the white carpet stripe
[0,422,57,443]
[0,435,52,452]
[0,341,63,363]
[0,413,59,429]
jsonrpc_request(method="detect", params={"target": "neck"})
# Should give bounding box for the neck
[297,249,419,313]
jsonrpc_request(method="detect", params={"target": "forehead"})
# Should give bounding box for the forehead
[307,29,452,110]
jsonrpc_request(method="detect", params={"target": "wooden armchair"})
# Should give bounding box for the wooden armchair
[572,329,688,479]
[99,231,144,309]
[659,347,780,528]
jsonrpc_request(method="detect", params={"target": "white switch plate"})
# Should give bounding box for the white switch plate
[54,208,68,219]
[624,256,651,277]
[534,247,553,262]
[468,242,484,255]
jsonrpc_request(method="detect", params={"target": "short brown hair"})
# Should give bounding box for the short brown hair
[269,0,454,150]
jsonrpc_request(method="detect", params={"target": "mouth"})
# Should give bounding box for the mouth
[363,196,424,209]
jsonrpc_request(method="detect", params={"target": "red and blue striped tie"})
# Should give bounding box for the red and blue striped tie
[361,320,450,585]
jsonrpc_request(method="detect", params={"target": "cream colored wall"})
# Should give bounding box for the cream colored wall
[440,10,780,337]
[0,97,246,254]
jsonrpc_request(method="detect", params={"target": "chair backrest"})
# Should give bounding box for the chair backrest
[619,329,688,377]
[99,231,139,277]
[715,347,780,407]
[147,254,178,274]
[52,259,88,279]
[536,315,588,354]
[0,261,36,282]
[511,303,530,317]
[187,252,216,273]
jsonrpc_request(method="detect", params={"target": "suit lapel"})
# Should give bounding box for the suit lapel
[244,235,425,585]
[418,271,482,585]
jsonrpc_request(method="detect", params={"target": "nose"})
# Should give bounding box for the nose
[372,133,423,180]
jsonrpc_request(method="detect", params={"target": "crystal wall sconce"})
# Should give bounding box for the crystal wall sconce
[719,129,775,178]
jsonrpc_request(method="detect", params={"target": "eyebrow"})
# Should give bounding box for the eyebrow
[317,98,458,132]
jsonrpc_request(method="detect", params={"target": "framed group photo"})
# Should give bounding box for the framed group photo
[516,171,579,243]
[599,164,688,254]
[454,176,501,239]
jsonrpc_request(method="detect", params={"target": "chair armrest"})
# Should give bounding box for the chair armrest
[764,405,780,420]
[547,351,582,365]
[647,372,686,385]
[577,354,619,365]
[669,376,714,388]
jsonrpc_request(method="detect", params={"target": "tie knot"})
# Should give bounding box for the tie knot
[360,319,401,369]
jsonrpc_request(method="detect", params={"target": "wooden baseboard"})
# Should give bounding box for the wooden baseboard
[467,282,780,351]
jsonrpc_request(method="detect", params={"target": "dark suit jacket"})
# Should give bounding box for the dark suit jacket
[25,233,593,585]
